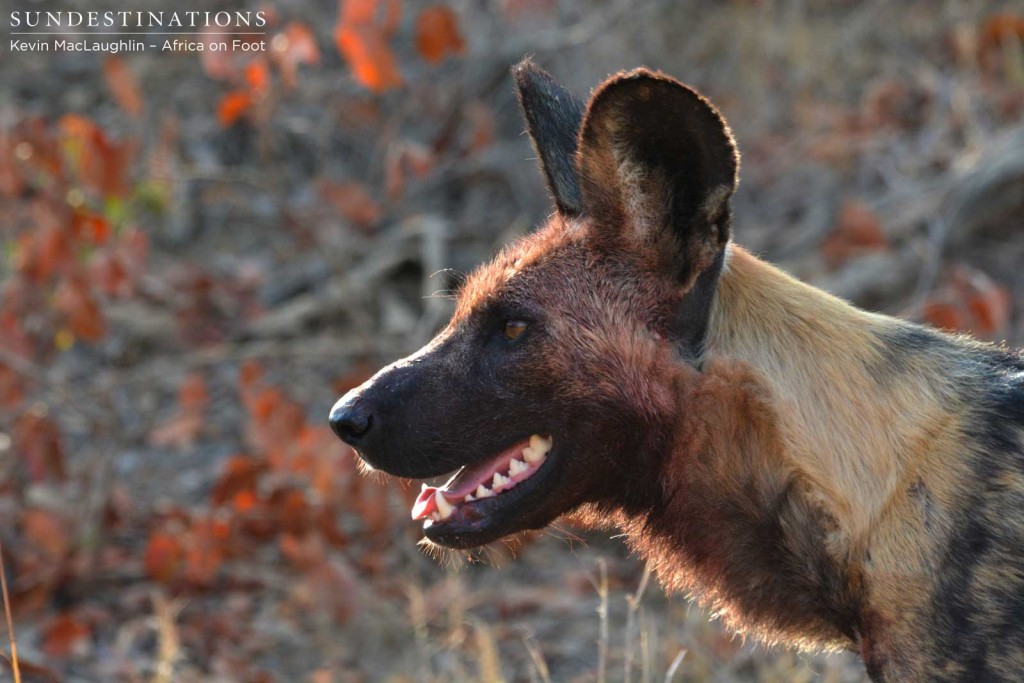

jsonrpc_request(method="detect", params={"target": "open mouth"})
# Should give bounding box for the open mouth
[410,434,553,533]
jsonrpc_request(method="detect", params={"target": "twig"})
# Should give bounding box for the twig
[624,563,652,683]
[593,559,609,683]
[0,539,21,683]
[522,634,552,683]
[151,591,182,683]
[664,649,687,683]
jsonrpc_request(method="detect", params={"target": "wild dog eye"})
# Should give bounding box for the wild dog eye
[503,320,528,341]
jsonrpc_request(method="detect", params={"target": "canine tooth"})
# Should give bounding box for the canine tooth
[509,458,526,476]
[430,512,441,522]
[475,485,493,499]
[492,472,509,488]
[435,491,454,519]
[465,494,476,502]
[530,434,553,454]
[523,446,547,464]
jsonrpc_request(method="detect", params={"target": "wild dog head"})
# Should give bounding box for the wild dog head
[329,60,739,549]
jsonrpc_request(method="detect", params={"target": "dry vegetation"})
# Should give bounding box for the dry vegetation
[1,0,1023,681]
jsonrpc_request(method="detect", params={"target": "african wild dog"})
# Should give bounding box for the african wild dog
[329,60,1024,681]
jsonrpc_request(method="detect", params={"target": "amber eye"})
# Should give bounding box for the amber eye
[503,320,528,341]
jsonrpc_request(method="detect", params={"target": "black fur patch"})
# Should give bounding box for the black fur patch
[675,248,725,362]
[926,350,1024,680]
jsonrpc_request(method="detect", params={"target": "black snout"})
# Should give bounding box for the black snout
[329,394,374,446]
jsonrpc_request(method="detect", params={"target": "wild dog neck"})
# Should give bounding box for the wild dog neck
[595,243,964,649]
[699,244,956,545]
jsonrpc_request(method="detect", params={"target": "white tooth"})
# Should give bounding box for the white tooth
[530,434,553,454]
[493,472,510,488]
[430,512,440,522]
[523,446,547,464]
[465,494,476,502]
[435,491,454,519]
[475,485,493,499]
[509,458,526,476]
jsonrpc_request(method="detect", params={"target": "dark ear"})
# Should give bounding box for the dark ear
[578,69,739,284]
[513,59,585,216]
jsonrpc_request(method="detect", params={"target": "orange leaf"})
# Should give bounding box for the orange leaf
[233,489,258,512]
[73,213,112,245]
[211,455,267,506]
[980,14,1024,51]
[218,90,253,127]
[335,25,403,92]
[102,56,144,118]
[342,0,379,25]
[415,6,466,65]
[41,613,90,658]
[245,59,271,93]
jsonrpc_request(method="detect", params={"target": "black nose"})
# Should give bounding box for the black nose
[329,395,374,446]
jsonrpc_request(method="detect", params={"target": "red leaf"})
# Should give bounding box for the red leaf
[271,22,321,89]
[923,264,1013,338]
[102,56,144,118]
[923,299,964,333]
[0,362,24,408]
[54,276,105,343]
[150,374,208,449]
[22,508,69,559]
[211,455,267,506]
[41,613,91,658]
[952,265,1012,337]
[179,372,209,412]
[415,6,466,64]
[319,180,381,231]
[144,531,185,583]
[184,518,226,585]
[58,114,134,197]
[14,411,65,482]
[239,358,265,393]
[821,199,888,269]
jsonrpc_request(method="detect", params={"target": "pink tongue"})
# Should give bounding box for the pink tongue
[411,486,439,520]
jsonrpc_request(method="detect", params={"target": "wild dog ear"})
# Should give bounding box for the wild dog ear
[578,69,739,284]
[513,59,586,216]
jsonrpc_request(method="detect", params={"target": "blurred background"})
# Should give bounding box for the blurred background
[1,0,1023,681]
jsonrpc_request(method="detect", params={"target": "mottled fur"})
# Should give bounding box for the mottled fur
[330,62,1024,681]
